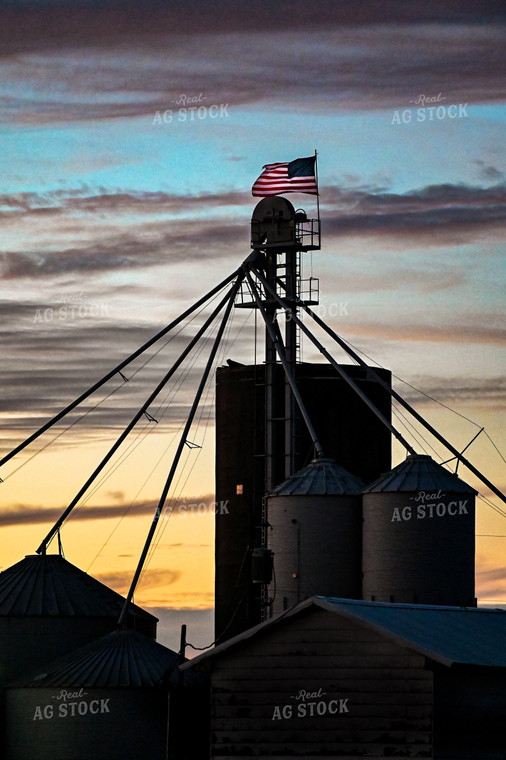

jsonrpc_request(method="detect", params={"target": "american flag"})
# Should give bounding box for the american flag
[252,156,318,196]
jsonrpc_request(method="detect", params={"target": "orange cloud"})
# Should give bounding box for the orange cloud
[337,322,506,346]
[94,568,182,596]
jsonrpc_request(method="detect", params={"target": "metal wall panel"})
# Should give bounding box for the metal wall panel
[268,493,362,614]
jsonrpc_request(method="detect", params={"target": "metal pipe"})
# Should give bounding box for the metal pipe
[248,264,417,456]
[36,283,237,555]
[284,248,298,477]
[118,273,243,627]
[0,268,240,470]
[175,623,187,760]
[303,304,506,504]
[264,249,277,491]
[245,271,325,460]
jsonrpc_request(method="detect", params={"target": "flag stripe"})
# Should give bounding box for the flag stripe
[252,157,318,196]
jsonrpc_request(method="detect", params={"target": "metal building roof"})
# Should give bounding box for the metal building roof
[316,597,506,667]
[270,458,364,496]
[0,554,156,621]
[182,596,506,670]
[364,454,477,494]
[12,629,205,688]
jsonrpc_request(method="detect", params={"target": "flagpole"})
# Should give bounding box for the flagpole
[314,148,320,237]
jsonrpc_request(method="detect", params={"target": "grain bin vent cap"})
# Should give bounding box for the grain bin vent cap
[364,454,477,494]
[269,458,364,496]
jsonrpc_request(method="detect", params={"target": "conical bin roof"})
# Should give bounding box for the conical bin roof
[270,457,364,497]
[364,454,477,494]
[12,628,205,689]
[0,554,157,624]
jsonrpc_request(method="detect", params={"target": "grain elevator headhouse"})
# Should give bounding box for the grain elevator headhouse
[250,196,320,250]
[251,196,296,248]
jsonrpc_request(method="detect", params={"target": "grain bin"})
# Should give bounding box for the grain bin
[0,554,157,687]
[268,458,364,615]
[362,454,476,606]
[4,628,209,760]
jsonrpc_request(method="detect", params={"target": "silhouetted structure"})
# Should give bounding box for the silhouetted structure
[215,362,392,641]
[184,597,506,759]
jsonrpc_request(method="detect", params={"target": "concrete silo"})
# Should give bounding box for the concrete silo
[268,457,364,614]
[362,454,477,606]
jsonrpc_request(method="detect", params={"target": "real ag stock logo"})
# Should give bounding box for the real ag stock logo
[153,93,229,124]
[391,93,469,125]
[271,688,349,721]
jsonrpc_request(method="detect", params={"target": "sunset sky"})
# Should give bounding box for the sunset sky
[1,0,505,652]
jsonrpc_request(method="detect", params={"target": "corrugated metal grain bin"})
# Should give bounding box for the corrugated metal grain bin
[362,454,476,606]
[0,554,157,686]
[5,628,209,760]
[268,458,364,614]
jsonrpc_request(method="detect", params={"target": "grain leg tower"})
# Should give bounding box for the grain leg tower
[215,197,392,641]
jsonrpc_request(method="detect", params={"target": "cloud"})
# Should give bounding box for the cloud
[477,565,506,583]
[323,183,506,240]
[315,264,466,296]
[2,182,504,286]
[0,493,216,527]
[0,187,253,284]
[474,161,505,184]
[0,10,505,126]
[94,567,182,596]
[394,376,506,408]
[0,189,250,218]
[328,321,506,347]
[2,2,505,48]
[0,276,258,454]
[476,563,506,603]
[107,489,125,502]
[0,224,247,280]
[477,588,506,603]
[0,501,155,528]
[0,299,231,374]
